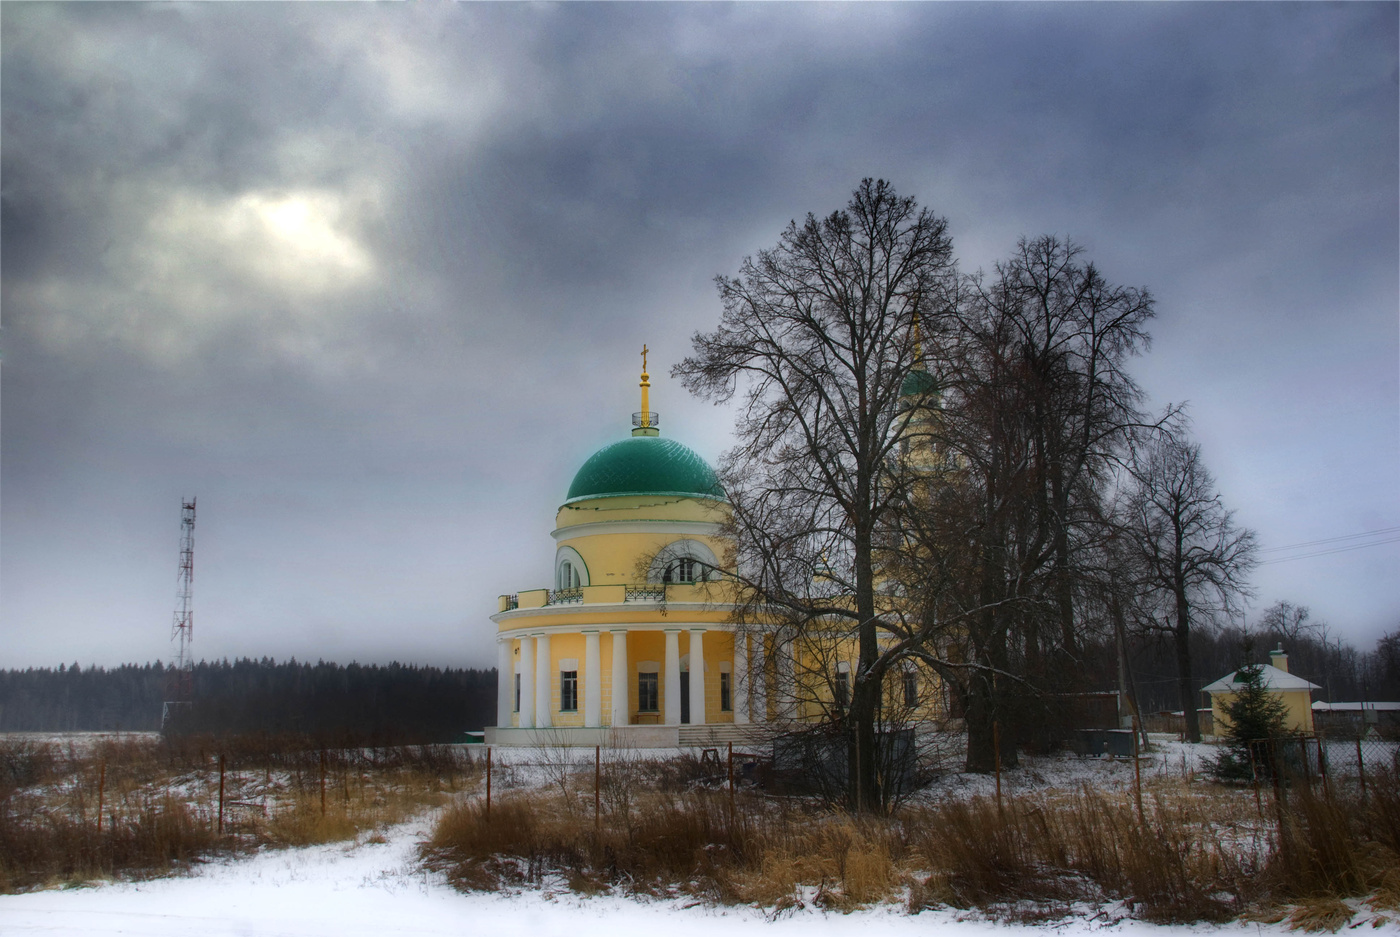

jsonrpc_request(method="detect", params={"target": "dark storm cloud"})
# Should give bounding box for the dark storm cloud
[2,3,1396,669]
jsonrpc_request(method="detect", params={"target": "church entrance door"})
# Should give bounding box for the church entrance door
[680,672,691,724]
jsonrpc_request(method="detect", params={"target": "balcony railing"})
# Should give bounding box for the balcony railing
[632,411,659,430]
[625,584,666,602]
[548,588,584,605]
[503,594,518,610]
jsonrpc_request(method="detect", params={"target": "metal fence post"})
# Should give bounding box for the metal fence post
[1316,737,1331,800]
[1356,737,1366,797]
[486,746,492,820]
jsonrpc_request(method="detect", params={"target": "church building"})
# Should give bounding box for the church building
[485,347,946,748]
[486,350,758,747]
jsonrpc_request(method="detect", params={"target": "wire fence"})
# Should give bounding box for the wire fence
[1233,734,1400,796]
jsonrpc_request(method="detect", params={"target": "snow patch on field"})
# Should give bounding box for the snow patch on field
[0,811,1352,937]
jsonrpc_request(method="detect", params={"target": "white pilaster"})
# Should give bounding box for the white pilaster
[733,631,749,724]
[752,632,766,723]
[583,630,601,727]
[496,639,513,728]
[780,628,798,720]
[664,629,682,726]
[534,633,552,728]
[689,628,707,725]
[519,635,536,728]
[609,629,628,727]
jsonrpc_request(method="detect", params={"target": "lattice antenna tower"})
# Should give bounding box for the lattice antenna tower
[161,498,196,730]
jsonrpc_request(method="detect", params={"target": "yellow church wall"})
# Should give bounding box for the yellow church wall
[629,630,666,721]
[547,632,587,728]
[554,495,727,530]
[555,531,731,583]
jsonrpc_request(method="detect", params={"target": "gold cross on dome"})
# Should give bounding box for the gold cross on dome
[641,344,649,372]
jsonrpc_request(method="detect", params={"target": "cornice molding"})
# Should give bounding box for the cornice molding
[490,601,735,627]
[550,519,724,542]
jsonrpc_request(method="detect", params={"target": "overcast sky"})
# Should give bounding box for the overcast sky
[3,2,1396,672]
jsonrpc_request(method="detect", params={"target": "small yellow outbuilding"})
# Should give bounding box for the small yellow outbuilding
[1202,646,1319,736]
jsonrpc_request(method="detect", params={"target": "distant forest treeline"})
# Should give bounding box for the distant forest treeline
[1088,622,1400,714]
[3,620,1396,738]
[0,658,496,741]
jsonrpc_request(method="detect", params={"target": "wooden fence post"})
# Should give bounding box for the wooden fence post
[486,746,492,820]
[218,754,226,835]
[728,741,735,817]
[594,745,601,832]
[97,762,107,834]
[993,721,1003,816]
[1132,715,1145,824]
[320,750,327,817]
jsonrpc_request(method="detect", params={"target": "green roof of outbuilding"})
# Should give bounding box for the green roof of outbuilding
[565,436,726,504]
[900,368,938,398]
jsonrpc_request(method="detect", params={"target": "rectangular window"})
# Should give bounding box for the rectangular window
[835,672,849,710]
[638,671,659,712]
[720,672,732,711]
[903,671,919,709]
[513,674,521,713]
[560,671,578,712]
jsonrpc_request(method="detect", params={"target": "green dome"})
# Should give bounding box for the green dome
[900,368,938,398]
[566,436,726,504]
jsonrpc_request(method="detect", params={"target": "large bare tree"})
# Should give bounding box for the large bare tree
[929,237,1158,771]
[676,179,957,811]
[1121,434,1257,742]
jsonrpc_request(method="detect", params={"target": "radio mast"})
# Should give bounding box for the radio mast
[161,498,196,730]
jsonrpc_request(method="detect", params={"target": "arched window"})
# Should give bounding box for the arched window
[555,547,588,590]
[648,540,720,585]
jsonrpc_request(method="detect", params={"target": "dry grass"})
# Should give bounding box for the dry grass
[0,735,476,893]
[426,760,1400,925]
[1288,898,1355,932]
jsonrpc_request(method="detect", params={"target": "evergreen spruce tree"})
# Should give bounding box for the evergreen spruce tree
[1211,643,1290,781]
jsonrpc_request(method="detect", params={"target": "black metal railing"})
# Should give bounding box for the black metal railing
[625,584,666,602]
[548,588,583,605]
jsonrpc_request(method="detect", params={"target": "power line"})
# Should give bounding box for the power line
[1257,535,1400,566]
[1258,525,1400,554]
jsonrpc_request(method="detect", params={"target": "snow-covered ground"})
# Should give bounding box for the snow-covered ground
[5,809,1391,937]
[5,736,1398,935]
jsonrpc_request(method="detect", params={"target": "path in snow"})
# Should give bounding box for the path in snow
[5,741,1397,936]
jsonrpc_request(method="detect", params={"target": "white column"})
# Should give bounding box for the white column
[519,636,536,728]
[689,628,707,725]
[664,629,682,726]
[496,639,513,728]
[584,630,601,727]
[733,631,749,724]
[780,628,798,720]
[752,632,767,723]
[609,629,628,727]
[534,633,552,728]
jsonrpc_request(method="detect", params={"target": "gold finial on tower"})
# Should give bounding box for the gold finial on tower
[912,312,924,365]
[633,344,659,436]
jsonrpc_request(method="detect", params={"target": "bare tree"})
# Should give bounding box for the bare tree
[676,179,957,811]
[926,237,1159,770]
[1121,435,1257,742]
[1257,600,1325,645]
